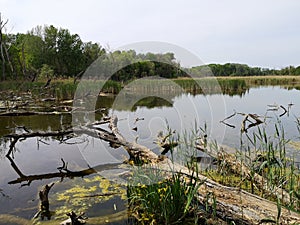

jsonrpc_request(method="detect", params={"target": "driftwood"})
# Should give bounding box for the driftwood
[33,183,55,220]
[220,111,236,128]
[0,210,127,225]
[6,153,121,186]
[105,116,300,224]
[155,129,179,155]
[0,107,107,117]
[267,104,292,117]
[60,211,87,225]
[240,113,264,133]
[220,112,264,133]
[221,103,294,131]
[5,130,74,157]
[5,115,300,224]
[196,143,292,206]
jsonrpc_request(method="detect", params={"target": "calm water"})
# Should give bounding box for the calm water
[0,85,300,224]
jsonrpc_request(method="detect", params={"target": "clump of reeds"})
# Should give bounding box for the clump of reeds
[127,170,201,225]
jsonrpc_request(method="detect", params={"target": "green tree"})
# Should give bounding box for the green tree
[43,25,59,75]
[82,41,105,66]
[295,66,300,75]
[13,33,44,79]
[56,28,83,76]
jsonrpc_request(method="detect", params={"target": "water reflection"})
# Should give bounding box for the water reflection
[0,85,300,224]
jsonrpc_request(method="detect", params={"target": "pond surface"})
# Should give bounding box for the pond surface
[0,85,300,224]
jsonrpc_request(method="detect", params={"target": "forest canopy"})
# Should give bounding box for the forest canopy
[0,23,300,81]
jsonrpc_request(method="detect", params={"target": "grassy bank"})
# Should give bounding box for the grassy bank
[0,75,300,101]
[126,119,300,224]
[216,75,300,86]
[0,78,122,101]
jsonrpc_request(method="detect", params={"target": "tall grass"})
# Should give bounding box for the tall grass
[127,170,201,225]
[0,79,122,101]
[204,120,300,212]
[1,76,299,101]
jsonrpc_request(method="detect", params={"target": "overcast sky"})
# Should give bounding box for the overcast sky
[1,0,300,68]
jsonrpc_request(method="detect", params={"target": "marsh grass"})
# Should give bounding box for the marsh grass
[126,123,230,225]
[1,76,299,101]
[127,117,300,224]
[127,124,204,224]
[204,120,300,215]
[0,79,121,101]
[127,171,201,225]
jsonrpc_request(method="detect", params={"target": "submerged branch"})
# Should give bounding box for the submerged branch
[8,158,121,185]
[279,105,288,117]
[4,115,300,224]
[196,143,292,207]
[220,112,264,133]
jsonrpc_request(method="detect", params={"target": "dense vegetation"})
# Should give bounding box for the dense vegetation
[0,21,300,82]
[0,22,183,81]
[191,63,300,77]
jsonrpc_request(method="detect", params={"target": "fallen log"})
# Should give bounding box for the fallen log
[108,116,160,163]
[4,115,300,224]
[195,143,292,207]
[144,154,300,224]
[105,116,300,224]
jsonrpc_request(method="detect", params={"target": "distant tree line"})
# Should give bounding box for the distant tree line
[0,19,299,81]
[189,63,300,77]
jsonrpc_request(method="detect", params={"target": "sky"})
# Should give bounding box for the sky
[1,0,300,68]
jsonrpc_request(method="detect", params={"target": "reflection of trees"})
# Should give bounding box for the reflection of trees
[0,114,72,139]
[132,96,172,110]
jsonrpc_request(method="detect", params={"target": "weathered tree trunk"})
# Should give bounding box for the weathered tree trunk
[0,13,6,80]
[33,183,55,220]
[196,143,291,207]
[106,115,300,224]
[0,13,14,80]
[3,37,15,78]
[5,115,300,224]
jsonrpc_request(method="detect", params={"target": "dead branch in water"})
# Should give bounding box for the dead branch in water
[240,113,264,133]
[61,211,87,225]
[7,153,121,186]
[33,183,55,220]
[279,105,288,117]
[219,111,236,128]
[220,112,264,133]
[267,103,293,117]
[4,115,300,224]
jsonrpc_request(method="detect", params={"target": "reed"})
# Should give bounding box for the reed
[127,168,201,224]
[204,119,300,212]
